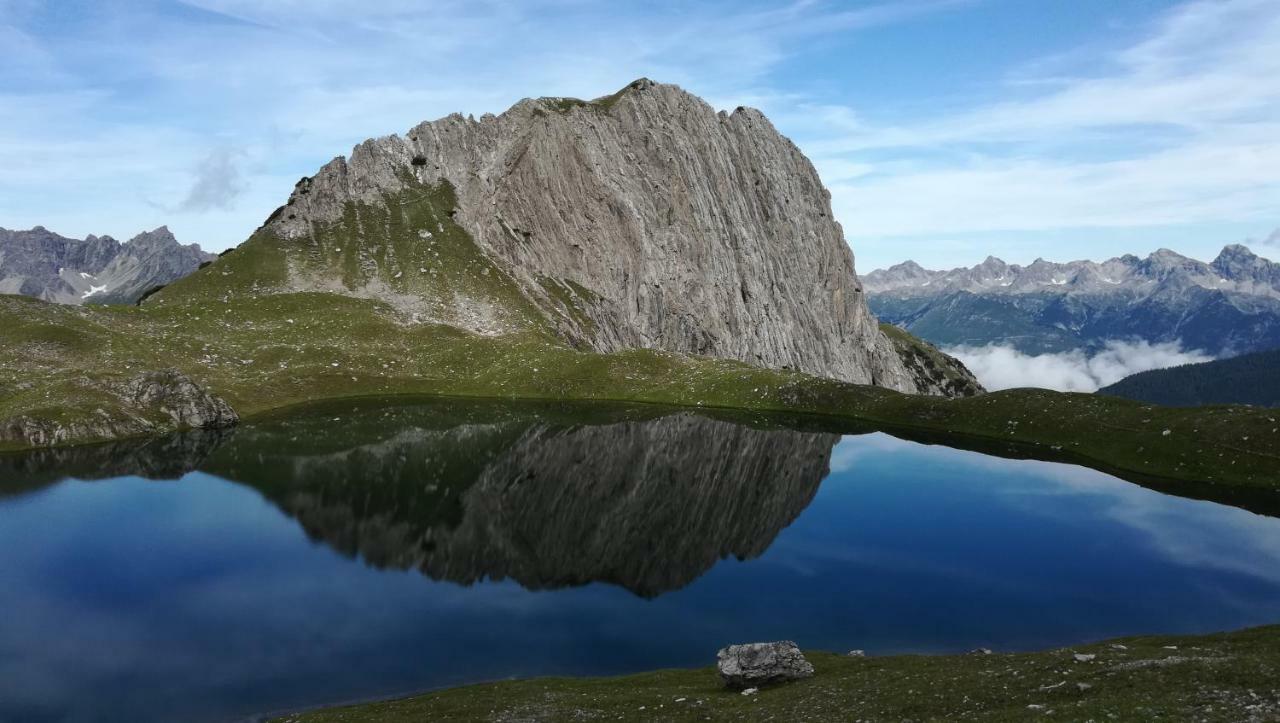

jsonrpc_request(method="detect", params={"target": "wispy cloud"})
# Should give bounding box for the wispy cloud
[176,147,244,212]
[1253,228,1280,256]
[0,0,1276,264]
[946,340,1213,392]
[0,0,963,248]
[799,0,1280,251]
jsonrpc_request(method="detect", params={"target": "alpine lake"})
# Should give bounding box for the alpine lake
[3,398,1279,722]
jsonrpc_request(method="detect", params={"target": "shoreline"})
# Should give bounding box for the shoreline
[5,387,1280,517]
[272,623,1280,722]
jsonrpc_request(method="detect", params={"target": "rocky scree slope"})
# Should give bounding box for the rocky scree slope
[0,226,213,305]
[173,78,968,395]
[866,245,1280,354]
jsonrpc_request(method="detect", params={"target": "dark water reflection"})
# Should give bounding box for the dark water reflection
[2,399,1279,723]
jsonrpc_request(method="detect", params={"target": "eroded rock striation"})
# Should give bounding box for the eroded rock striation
[253,78,969,394]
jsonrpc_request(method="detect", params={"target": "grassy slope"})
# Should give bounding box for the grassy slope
[2,176,1277,493]
[1,290,1278,491]
[278,625,1280,722]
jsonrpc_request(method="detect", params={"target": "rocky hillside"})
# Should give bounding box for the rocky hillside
[156,78,971,395]
[865,245,1280,355]
[0,226,213,305]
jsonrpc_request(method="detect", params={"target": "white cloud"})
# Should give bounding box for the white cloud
[0,0,962,250]
[946,340,1214,392]
[2,0,1277,262]
[796,0,1280,245]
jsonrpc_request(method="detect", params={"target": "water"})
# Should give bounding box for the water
[2,399,1279,723]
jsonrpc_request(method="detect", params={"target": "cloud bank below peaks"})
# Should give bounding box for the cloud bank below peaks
[945,340,1213,393]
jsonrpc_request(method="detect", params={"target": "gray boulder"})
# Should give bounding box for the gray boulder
[717,641,814,690]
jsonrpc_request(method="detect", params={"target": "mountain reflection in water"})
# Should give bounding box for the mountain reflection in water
[2,400,840,598]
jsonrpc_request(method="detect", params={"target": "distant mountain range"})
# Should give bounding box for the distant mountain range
[0,226,213,305]
[864,245,1280,356]
[1099,348,1280,408]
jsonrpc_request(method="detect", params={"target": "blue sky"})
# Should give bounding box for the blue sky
[1,0,1277,271]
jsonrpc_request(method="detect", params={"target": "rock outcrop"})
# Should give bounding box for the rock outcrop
[717,641,815,690]
[249,78,971,395]
[0,225,213,305]
[0,369,238,449]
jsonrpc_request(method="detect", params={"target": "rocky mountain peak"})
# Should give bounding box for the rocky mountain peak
[865,245,1280,300]
[193,78,970,395]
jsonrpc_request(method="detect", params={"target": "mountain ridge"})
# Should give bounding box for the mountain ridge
[865,244,1280,355]
[0,225,212,305]
[865,245,1280,298]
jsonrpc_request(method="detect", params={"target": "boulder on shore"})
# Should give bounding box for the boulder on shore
[717,641,814,690]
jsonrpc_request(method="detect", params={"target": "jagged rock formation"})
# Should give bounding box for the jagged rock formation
[0,225,213,304]
[865,245,1280,355]
[198,403,838,597]
[200,78,970,395]
[0,369,238,449]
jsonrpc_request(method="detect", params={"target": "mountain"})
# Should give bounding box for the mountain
[163,78,969,395]
[0,226,213,305]
[865,245,1280,355]
[1098,348,1280,408]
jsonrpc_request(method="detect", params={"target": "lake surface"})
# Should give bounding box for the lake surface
[2,399,1279,723]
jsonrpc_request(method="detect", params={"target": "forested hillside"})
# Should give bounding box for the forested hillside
[1098,348,1280,407]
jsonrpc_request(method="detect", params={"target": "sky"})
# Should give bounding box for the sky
[1,0,1278,271]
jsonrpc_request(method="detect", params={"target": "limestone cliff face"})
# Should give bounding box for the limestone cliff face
[265,79,960,394]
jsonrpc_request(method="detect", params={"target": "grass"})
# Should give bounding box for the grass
[1,170,1277,501]
[1,289,1278,500]
[277,625,1280,722]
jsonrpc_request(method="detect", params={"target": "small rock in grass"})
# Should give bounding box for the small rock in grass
[969,647,993,655]
[1077,683,1093,692]
[847,650,865,657]
[741,688,758,696]
[717,641,814,690]
[1074,653,1096,662]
